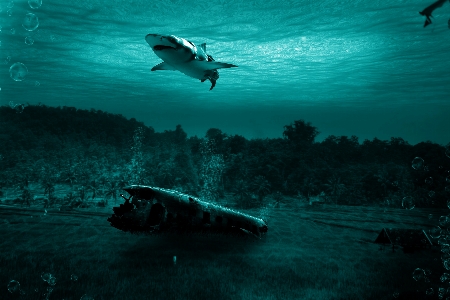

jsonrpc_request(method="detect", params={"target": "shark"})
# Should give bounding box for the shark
[145,34,238,90]
[419,0,448,27]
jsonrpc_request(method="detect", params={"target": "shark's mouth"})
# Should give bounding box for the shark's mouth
[153,45,175,51]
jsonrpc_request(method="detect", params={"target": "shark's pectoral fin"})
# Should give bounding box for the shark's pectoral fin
[151,62,177,71]
[196,61,238,70]
[208,78,216,91]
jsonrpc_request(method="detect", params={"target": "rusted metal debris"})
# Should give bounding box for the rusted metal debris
[107,185,268,238]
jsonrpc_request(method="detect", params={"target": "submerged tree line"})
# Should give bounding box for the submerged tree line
[0,104,449,209]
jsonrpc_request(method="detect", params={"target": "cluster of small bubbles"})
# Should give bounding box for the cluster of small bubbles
[441,273,450,282]
[426,287,434,295]
[28,0,43,9]
[413,268,425,281]
[25,36,34,45]
[412,157,425,170]
[22,13,39,31]
[7,1,14,8]
[440,216,449,227]
[41,272,56,285]
[425,177,434,185]
[438,287,445,299]
[7,280,20,293]
[7,9,13,16]
[402,196,415,210]
[199,138,224,203]
[9,62,28,81]
[70,274,78,281]
[80,294,95,300]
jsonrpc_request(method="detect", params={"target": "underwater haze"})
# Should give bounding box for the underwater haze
[1,0,450,143]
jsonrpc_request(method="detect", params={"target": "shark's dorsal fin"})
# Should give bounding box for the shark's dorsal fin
[199,43,206,53]
[151,62,177,71]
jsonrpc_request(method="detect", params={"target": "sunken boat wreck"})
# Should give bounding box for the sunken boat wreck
[107,185,268,238]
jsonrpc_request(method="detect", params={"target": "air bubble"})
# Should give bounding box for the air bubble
[402,196,415,210]
[430,227,441,239]
[70,274,78,281]
[412,268,425,281]
[41,272,56,285]
[7,280,20,294]
[28,0,42,9]
[9,62,28,81]
[25,36,34,45]
[22,13,39,31]
[412,157,424,170]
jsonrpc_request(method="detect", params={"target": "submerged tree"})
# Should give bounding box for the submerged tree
[323,175,345,205]
[104,181,119,204]
[233,179,250,204]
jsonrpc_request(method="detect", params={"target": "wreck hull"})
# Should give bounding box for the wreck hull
[107,185,268,238]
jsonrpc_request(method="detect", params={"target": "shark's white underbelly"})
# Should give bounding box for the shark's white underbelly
[171,61,207,80]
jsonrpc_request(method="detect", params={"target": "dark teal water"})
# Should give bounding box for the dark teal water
[1,0,449,144]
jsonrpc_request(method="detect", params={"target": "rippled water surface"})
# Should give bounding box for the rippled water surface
[1,0,449,143]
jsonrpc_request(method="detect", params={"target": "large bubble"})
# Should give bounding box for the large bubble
[22,13,39,31]
[9,62,28,81]
[412,157,424,170]
[28,0,43,9]
[412,268,425,281]
[7,280,20,293]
